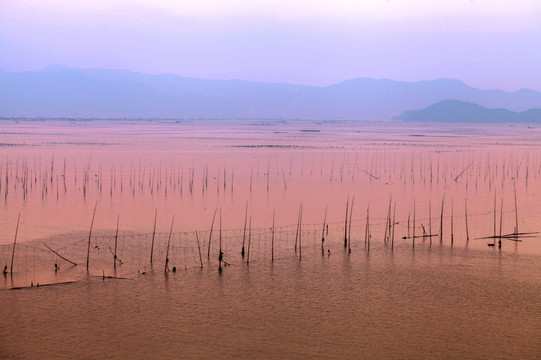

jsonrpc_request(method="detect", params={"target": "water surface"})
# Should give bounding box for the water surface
[1,119,540,359]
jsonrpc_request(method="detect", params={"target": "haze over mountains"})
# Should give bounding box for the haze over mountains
[395,100,541,123]
[2,65,541,121]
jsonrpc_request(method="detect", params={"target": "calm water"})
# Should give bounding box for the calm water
[1,119,541,359]
[2,245,540,359]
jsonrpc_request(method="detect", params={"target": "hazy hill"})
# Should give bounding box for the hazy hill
[395,100,541,123]
[2,65,541,119]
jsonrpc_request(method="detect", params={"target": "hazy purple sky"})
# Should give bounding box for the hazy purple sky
[1,0,541,91]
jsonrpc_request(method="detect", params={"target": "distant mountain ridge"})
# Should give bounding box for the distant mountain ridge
[2,65,541,120]
[395,100,541,123]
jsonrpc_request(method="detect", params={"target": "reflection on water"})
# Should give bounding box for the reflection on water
[2,245,540,359]
[1,119,541,359]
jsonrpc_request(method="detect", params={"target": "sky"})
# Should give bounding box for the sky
[1,0,541,91]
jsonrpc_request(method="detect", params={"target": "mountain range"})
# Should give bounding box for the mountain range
[2,65,541,121]
[395,100,541,123]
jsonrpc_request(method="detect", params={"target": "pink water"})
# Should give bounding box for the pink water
[0,119,540,359]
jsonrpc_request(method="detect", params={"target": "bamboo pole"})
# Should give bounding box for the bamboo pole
[249,168,253,193]
[207,208,217,259]
[514,180,519,235]
[164,215,174,274]
[86,202,97,272]
[195,231,203,268]
[391,202,396,250]
[43,243,77,266]
[114,214,119,268]
[440,195,445,244]
[365,204,370,252]
[407,213,410,239]
[247,217,252,264]
[299,204,303,260]
[271,210,275,263]
[241,202,247,257]
[499,198,504,249]
[429,200,432,245]
[493,191,497,241]
[219,208,222,270]
[348,196,354,253]
[266,162,270,192]
[344,197,349,249]
[295,205,301,252]
[150,209,157,265]
[321,205,327,256]
[10,213,21,274]
[451,198,454,246]
[384,196,392,243]
[364,204,368,245]
[413,199,416,248]
[464,198,469,243]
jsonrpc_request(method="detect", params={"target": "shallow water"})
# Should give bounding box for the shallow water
[2,245,540,359]
[1,119,541,359]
